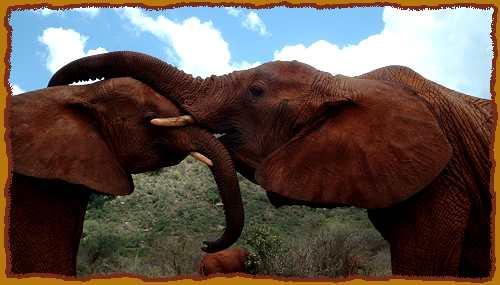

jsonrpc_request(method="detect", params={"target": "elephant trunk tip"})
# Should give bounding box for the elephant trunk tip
[201,220,244,253]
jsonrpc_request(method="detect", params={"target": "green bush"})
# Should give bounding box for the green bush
[242,223,283,274]
[87,193,114,209]
[259,225,391,277]
[244,251,259,275]
[145,168,163,176]
[142,235,203,276]
[205,184,221,206]
[77,221,136,275]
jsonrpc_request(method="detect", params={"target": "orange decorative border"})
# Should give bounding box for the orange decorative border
[0,1,497,284]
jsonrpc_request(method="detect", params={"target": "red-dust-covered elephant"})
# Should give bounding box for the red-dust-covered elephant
[7,77,244,276]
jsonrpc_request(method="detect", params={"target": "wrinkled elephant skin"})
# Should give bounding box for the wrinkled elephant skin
[198,247,250,276]
[48,52,492,277]
[7,77,244,276]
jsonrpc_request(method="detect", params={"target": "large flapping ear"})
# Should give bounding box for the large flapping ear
[255,79,452,209]
[9,86,133,196]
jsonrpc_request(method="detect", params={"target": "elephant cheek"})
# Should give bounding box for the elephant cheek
[156,147,188,167]
[125,147,187,173]
[219,137,258,183]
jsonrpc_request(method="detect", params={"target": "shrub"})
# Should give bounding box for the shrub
[77,221,133,275]
[143,235,202,276]
[242,223,283,274]
[87,193,114,209]
[259,225,390,278]
[145,168,163,176]
[205,184,221,206]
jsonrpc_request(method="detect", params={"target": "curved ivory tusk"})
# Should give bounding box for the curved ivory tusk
[190,152,213,167]
[150,115,195,127]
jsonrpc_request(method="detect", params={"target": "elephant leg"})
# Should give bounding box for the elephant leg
[368,183,470,276]
[8,173,90,276]
[458,204,492,277]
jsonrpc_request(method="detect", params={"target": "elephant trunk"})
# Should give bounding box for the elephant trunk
[183,128,245,253]
[48,51,203,111]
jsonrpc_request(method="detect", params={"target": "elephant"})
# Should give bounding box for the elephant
[47,52,493,277]
[198,247,250,276]
[7,77,244,276]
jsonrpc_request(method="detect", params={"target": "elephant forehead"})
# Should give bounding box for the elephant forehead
[99,77,183,116]
[148,94,184,116]
[262,60,317,73]
[246,61,317,83]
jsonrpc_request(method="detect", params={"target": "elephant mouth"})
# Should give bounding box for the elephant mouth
[218,133,259,184]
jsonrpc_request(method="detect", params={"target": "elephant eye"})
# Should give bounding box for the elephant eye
[248,85,264,97]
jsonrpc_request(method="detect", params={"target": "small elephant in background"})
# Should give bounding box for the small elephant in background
[198,247,251,276]
[7,77,244,276]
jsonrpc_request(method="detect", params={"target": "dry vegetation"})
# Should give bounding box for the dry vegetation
[78,157,391,278]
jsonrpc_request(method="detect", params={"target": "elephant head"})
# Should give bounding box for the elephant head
[9,77,244,252]
[217,62,454,209]
[47,53,452,209]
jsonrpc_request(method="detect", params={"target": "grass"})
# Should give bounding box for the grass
[77,157,391,278]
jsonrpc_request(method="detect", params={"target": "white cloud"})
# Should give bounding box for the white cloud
[73,8,100,17]
[87,47,108,56]
[226,7,242,17]
[121,8,259,77]
[225,9,270,37]
[273,7,493,99]
[38,27,107,73]
[10,84,25,95]
[71,78,103,85]
[36,7,100,17]
[231,60,261,70]
[242,11,270,36]
[39,8,54,16]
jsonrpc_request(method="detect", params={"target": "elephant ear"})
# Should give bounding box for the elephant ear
[9,87,133,196]
[255,79,452,209]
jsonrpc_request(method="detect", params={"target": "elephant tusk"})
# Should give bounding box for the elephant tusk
[190,152,214,167]
[150,115,195,127]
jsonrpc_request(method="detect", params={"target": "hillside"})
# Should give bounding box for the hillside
[78,157,391,278]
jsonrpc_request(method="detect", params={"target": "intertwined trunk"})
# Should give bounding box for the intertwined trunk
[185,128,245,252]
[48,51,211,116]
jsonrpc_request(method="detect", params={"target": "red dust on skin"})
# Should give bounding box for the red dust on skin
[3,1,498,282]
[198,247,250,276]
[5,77,244,277]
[46,56,495,278]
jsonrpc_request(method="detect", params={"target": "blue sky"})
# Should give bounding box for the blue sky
[8,6,493,98]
